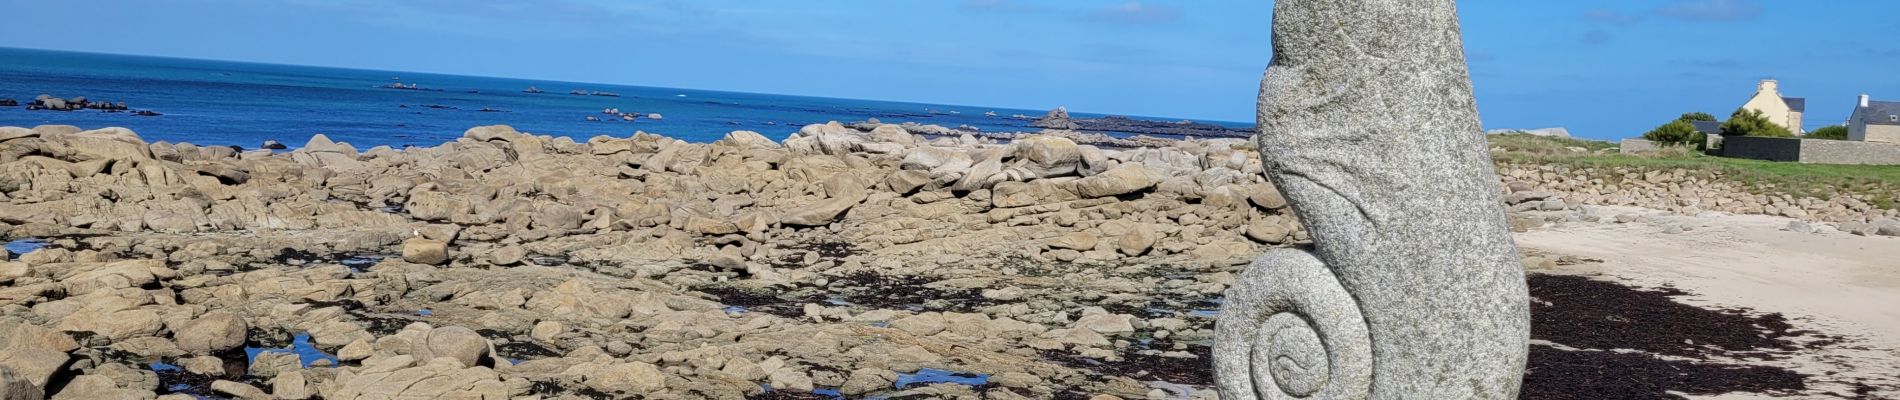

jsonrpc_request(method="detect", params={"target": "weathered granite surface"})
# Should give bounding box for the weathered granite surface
[1215,0,1530,398]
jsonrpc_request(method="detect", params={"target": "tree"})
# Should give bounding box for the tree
[1642,119,1702,146]
[1678,112,1717,122]
[1720,108,1795,138]
[1807,125,1849,140]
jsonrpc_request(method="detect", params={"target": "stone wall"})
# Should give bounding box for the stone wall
[1718,136,1801,162]
[1497,163,1897,223]
[1798,139,1900,165]
[1714,136,1900,165]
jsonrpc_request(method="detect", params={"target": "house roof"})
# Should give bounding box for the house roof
[1782,97,1806,112]
[1862,100,1900,126]
[1690,120,1723,134]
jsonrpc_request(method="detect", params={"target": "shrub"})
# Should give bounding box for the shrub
[1807,125,1849,140]
[1642,120,1703,147]
[1678,112,1717,122]
[1720,108,1795,137]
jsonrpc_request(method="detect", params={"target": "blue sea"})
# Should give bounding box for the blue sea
[0,47,1247,149]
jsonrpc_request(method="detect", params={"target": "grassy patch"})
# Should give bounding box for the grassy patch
[1487,134,1900,209]
[1487,134,1621,155]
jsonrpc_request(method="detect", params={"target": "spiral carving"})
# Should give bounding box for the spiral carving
[1218,0,1530,397]
[1214,249,1370,400]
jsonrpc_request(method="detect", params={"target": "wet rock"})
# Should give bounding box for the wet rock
[272,370,313,400]
[328,356,508,400]
[769,368,815,392]
[1012,135,1083,178]
[886,169,932,195]
[530,321,563,342]
[1248,184,1288,209]
[892,313,948,336]
[1047,232,1099,251]
[1070,163,1161,198]
[0,366,40,400]
[56,307,163,341]
[0,262,21,282]
[993,180,1079,208]
[842,368,896,395]
[181,356,225,376]
[175,311,249,355]
[210,380,269,400]
[1117,225,1159,256]
[781,183,868,226]
[249,352,300,378]
[981,286,1025,301]
[581,361,666,393]
[684,217,740,235]
[1243,221,1291,244]
[50,374,154,400]
[402,238,449,265]
[337,339,374,362]
[419,326,494,368]
[1073,312,1137,335]
[488,244,525,266]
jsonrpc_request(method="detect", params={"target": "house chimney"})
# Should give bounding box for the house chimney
[1862,94,1872,108]
[1758,79,1779,94]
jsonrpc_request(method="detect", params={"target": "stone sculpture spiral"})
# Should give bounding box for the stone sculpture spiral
[1213,0,1531,399]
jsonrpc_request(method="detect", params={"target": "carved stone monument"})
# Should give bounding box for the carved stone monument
[1214,0,1530,398]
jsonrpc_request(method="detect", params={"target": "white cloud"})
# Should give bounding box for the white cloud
[1084,2,1181,25]
[1654,0,1762,22]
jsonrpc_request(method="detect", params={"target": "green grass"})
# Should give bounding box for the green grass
[1488,134,1900,209]
[1487,134,1622,155]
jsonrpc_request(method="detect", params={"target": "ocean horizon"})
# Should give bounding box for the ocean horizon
[0,47,1251,149]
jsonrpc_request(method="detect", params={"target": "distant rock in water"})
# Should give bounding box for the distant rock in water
[1486,127,1571,138]
[1030,107,1080,130]
[0,99,16,107]
[1074,116,1255,138]
[24,94,130,112]
[1030,107,1255,138]
[261,140,288,150]
[383,82,440,91]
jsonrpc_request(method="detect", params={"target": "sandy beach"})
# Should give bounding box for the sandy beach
[1520,206,1900,398]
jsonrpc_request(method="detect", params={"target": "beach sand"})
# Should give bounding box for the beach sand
[1519,206,1900,398]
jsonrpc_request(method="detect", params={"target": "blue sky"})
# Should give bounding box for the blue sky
[3,0,1896,139]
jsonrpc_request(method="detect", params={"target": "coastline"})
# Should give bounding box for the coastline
[0,123,1891,398]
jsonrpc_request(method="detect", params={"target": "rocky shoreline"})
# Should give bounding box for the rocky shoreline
[5,94,159,116]
[0,123,1888,399]
[1027,107,1254,139]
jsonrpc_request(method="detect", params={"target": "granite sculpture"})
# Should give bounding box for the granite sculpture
[1213,0,1531,398]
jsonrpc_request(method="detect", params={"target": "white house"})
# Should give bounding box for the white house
[1848,94,1900,144]
[1738,79,1806,134]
